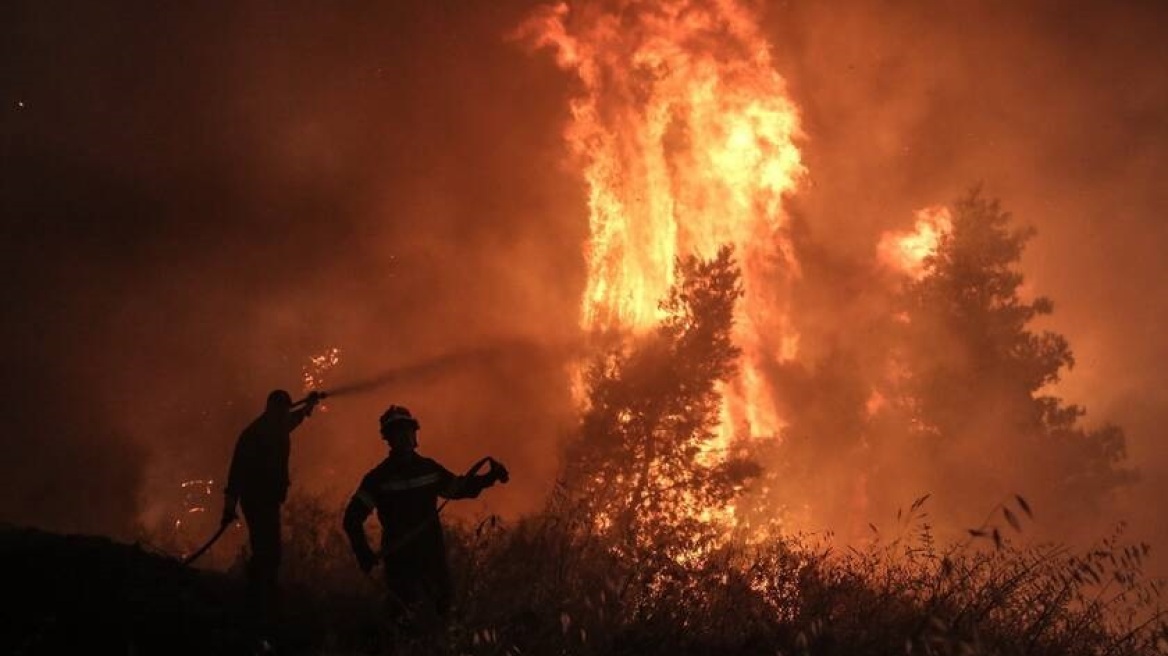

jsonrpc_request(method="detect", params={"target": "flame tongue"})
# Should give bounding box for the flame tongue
[878,206,953,279]
[524,0,806,441]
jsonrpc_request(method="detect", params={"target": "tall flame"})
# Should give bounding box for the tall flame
[522,0,805,442]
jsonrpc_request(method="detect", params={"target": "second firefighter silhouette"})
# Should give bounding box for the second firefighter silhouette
[343,405,508,619]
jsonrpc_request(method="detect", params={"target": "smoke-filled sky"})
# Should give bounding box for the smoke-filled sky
[2,0,1166,553]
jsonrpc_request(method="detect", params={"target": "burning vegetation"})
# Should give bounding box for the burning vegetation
[11,234,1161,654]
[518,0,805,445]
[3,0,1167,654]
[517,0,1137,547]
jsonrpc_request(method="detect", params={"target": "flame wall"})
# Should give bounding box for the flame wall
[520,0,805,442]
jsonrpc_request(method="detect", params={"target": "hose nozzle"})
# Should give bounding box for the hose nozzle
[292,390,329,410]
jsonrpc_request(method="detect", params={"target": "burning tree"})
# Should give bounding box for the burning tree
[738,190,1135,538]
[564,246,760,564]
[874,189,1134,530]
[519,0,806,443]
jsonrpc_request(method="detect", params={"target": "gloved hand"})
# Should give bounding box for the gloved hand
[221,495,239,528]
[304,391,325,417]
[488,458,509,485]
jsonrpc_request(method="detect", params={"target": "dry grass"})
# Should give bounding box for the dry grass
[268,491,1167,655]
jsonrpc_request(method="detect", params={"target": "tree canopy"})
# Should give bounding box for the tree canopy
[565,246,758,561]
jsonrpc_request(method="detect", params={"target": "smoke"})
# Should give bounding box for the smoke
[1,0,1165,565]
[750,0,1168,550]
[0,0,585,538]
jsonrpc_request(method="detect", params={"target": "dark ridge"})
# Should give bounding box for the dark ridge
[0,524,249,655]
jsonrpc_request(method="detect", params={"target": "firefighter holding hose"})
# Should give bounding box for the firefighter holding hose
[220,389,324,605]
[343,405,508,628]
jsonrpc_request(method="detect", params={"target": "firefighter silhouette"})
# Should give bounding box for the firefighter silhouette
[221,389,322,605]
[343,405,508,627]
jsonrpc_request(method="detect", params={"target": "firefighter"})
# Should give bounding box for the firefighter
[343,405,507,626]
[221,389,322,602]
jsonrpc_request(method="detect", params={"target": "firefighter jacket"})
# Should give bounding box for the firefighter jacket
[224,409,307,504]
[343,450,495,568]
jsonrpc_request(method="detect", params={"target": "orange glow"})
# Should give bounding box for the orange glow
[523,0,805,444]
[878,206,952,279]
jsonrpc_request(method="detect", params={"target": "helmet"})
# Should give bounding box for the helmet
[380,405,421,448]
[380,405,420,431]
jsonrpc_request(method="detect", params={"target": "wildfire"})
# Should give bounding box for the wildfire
[521,0,805,443]
[877,206,952,279]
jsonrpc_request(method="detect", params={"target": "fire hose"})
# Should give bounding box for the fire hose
[182,522,230,566]
[183,420,507,567]
[374,455,508,617]
[381,456,509,560]
[182,366,510,568]
[290,390,328,411]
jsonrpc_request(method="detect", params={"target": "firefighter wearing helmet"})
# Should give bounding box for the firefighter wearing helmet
[343,405,508,626]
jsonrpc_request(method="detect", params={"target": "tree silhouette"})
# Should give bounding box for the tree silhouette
[883,189,1133,528]
[743,189,1134,537]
